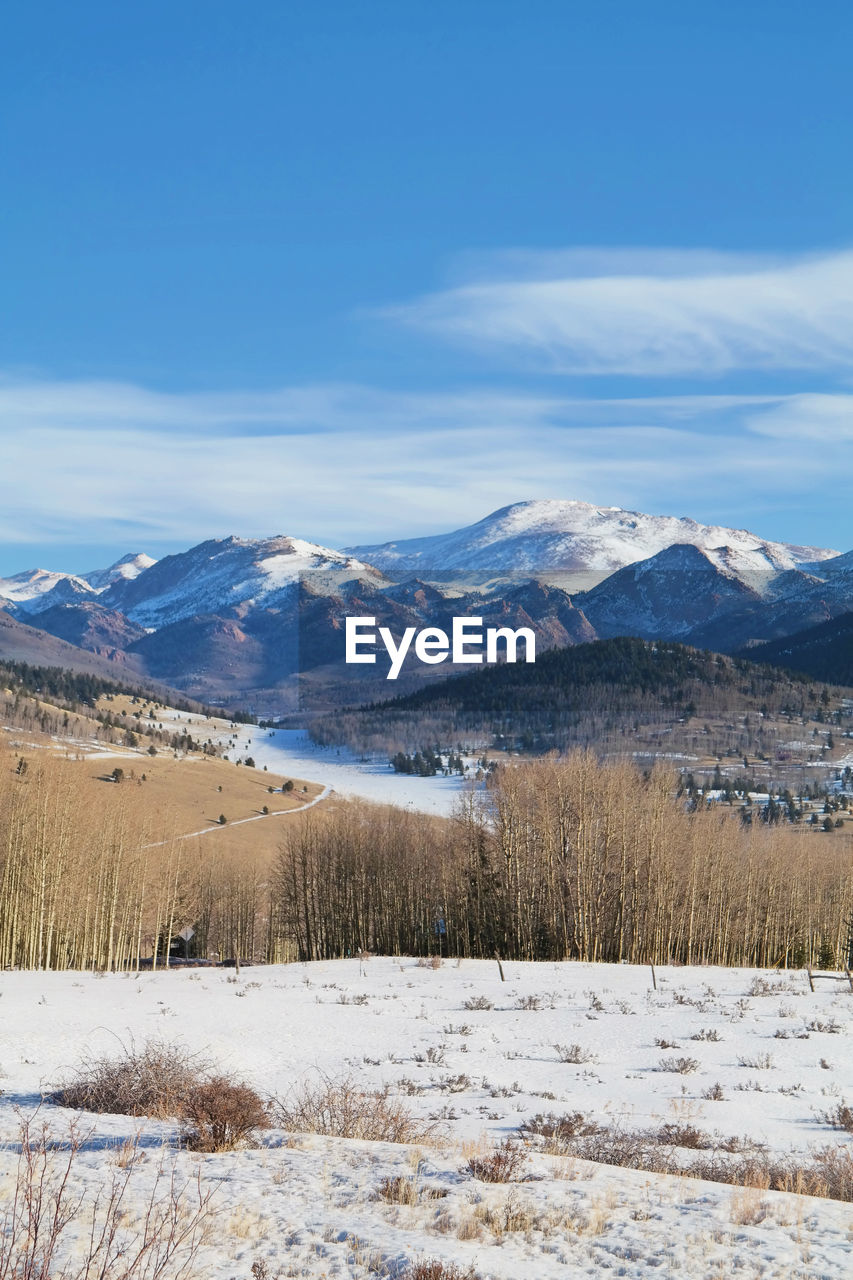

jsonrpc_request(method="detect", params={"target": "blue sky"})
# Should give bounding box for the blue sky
[2,0,852,573]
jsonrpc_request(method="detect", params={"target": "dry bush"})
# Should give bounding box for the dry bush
[52,1039,268,1153]
[181,1076,270,1152]
[51,1038,206,1119]
[737,1052,775,1070]
[401,1262,481,1280]
[554,1043,596,1064]
[271,1073,437,1143]
[655,1123,711,1150]
[464,1138,527,1183]
[520,1112,601,1154]
[658,1055,700,1074]
[0,1113,213,1280]
[807,1018,842,1034]
[462,995,493,1011]
[520,1111,853,1203]
[822,1102,853,1132]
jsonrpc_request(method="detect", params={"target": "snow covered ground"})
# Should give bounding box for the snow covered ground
[224,727,477,816]
[150,706,478,815]
[2,959,852,1277]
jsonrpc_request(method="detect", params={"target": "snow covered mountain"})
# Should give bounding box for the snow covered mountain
[578,543,765,641]
[346,499,838,577]
[0,553,158,615]
[1,504,849,710]
[100,535,387,629]
[83,552,157,591]
[0,567,96,610]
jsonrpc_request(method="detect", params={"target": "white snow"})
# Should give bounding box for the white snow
[83,552,157,590]
[2,959,852,1278]
[109,535,386,629]
[0,567,96,605]
[346,499,840,576]
[224,725,478,816]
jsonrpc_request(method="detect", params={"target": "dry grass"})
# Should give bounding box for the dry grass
[271,1073,438,1144]
[15,719,321,858]
[554,1042,597,1064]
[375,1174,448,1206]
[521,1110,853,1202]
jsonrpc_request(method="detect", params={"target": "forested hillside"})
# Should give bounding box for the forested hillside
[310,637,844,761]
[741,612,853,686]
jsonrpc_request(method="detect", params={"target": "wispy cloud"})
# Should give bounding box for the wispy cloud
[0,376,847,555]
[390,248,853,377]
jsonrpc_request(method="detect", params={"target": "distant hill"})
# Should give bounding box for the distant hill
[740,612,853,686]
[310,636,844,763]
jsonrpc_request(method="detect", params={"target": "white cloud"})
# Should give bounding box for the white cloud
[390,249,853,377]
[743,392,853,441]
[0,376,846,554]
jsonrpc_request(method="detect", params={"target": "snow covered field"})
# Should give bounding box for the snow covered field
[225,727,476,815]
[2,959,852,1277]
[150,706,477,815]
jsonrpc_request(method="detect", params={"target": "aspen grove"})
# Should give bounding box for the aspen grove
[2,750,851,971]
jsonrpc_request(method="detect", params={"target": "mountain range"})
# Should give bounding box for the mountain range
[0,500,850,713]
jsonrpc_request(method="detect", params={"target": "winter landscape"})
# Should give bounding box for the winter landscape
[6,4,853,1276]
[3,960,853,1279]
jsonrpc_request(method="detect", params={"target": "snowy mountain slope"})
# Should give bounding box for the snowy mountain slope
[0,553,157,615]
[0,567,96,609]
[101,535,388,629]
[82,551,157,590]
[346,499,839,575]
[578,543,765,640]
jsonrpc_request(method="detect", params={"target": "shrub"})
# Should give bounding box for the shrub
[375,1175,448,1205]
[462,995,493,1011]
[51,1039,206,1118]
[465,1138,526,1183]
[822,1102,853,1132]
[271,1074,437,1143]
[520,1112,600,1153]
[518,1112,853,1203]
[658,1055,700,1074]
[655,1123,711,1149]
[0,1113,213,1279]
[402,1263,481,1280]
[737,1053,774,1070]
[181,1076,270,1152]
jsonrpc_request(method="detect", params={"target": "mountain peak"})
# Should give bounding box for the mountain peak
[345,500,839,577]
